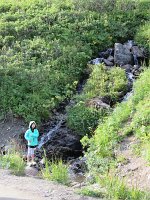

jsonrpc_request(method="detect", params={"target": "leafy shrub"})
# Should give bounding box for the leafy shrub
[131,95,150,138]
[0,151,25,175]
[0,0,149,122]
[135,23,150,51]
[67,102,103,136]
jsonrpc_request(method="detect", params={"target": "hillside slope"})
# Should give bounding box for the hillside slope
[0,0,149,122]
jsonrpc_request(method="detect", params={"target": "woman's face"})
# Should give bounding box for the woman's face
[31,123,36,129]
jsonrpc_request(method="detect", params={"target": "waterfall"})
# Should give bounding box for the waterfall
[38,120,63,149]
[133,54,139,65]
[91,58,103,65]
[127,72,134,81]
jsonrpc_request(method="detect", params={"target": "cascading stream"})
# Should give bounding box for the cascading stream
[37,40,146,158]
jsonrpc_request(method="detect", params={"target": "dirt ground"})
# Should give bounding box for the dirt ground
[0,115,27,148]
[0,169,100,200]
[116,135,150,192]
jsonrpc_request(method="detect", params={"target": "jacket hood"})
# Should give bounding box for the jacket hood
[29,121,36,128]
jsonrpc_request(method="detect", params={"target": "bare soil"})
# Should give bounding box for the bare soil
[0,169,99,200]
[0,115,26,148]
[116,135,150,192]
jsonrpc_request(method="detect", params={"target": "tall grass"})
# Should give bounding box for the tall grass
[98,174,150,200]
[82,67,150,173]
[0,150,25,175]
[41,158,69,185]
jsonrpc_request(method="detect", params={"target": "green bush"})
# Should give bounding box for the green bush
[0,0,149,122]
[67,102,103,136]
[131,95,150,138]
[41,159,69,185]
[135,23,150,51]
[0,151,25,175]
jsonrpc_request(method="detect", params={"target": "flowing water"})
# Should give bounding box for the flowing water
[38,119,64,149]
[133,54,139,65]
[38,40,140,153]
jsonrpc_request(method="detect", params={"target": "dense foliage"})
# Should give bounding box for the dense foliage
[82,67,150,174]
[0,0,149,122]
[67,65,128,135]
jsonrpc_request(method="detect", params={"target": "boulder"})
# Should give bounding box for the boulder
[103,59,114,66]
[69,157,87,174]
[25,166,39,176]
[107,55,114,62]
[114,43,133,65]
[86,97,110,109]
[43,128,82,159]
[123,40,135,51]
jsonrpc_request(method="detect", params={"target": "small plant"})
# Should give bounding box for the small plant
[77,186,104,198]
[98,174,150,200]
[41,158,51,180]
[50,160,69,185]
[132,143,142,156]
[0,151,25,176]
[117,155,128,165]
[41,158,69,185]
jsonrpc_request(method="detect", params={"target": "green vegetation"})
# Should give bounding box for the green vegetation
[67,65,128,135]
[77,186,104,198]
[0,0,149,197]
[0,0,149,122]
[135,22,150,51]
[82,67,150,174]
[41,159,69,185]
[98,174,150,200]
[0,150,25,175]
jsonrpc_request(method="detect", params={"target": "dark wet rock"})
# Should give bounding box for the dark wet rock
[114,43,133,65]
[100,95,112,105]
[103,59,114,66]
[99,48,114,58]
[69,157,87,174]
[107,55,114,62]
[121,64,133,72]
[42,128,82,159]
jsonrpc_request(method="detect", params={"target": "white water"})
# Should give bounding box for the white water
[92,58,103,65]
[122,90,133,102]
[127,72,134,81]
[38,120,63,149]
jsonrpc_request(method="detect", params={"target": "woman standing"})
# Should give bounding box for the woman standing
[24,121,39,165]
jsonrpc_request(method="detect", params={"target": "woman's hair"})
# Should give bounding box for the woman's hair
[29,121,36,132]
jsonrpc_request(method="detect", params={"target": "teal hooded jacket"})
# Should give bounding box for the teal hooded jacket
[24,121,39,146]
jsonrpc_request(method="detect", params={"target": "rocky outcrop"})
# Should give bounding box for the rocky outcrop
[44,129,82,159]
[86,97,110,109]
[37,119,83,160]
[114,43,133,65]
